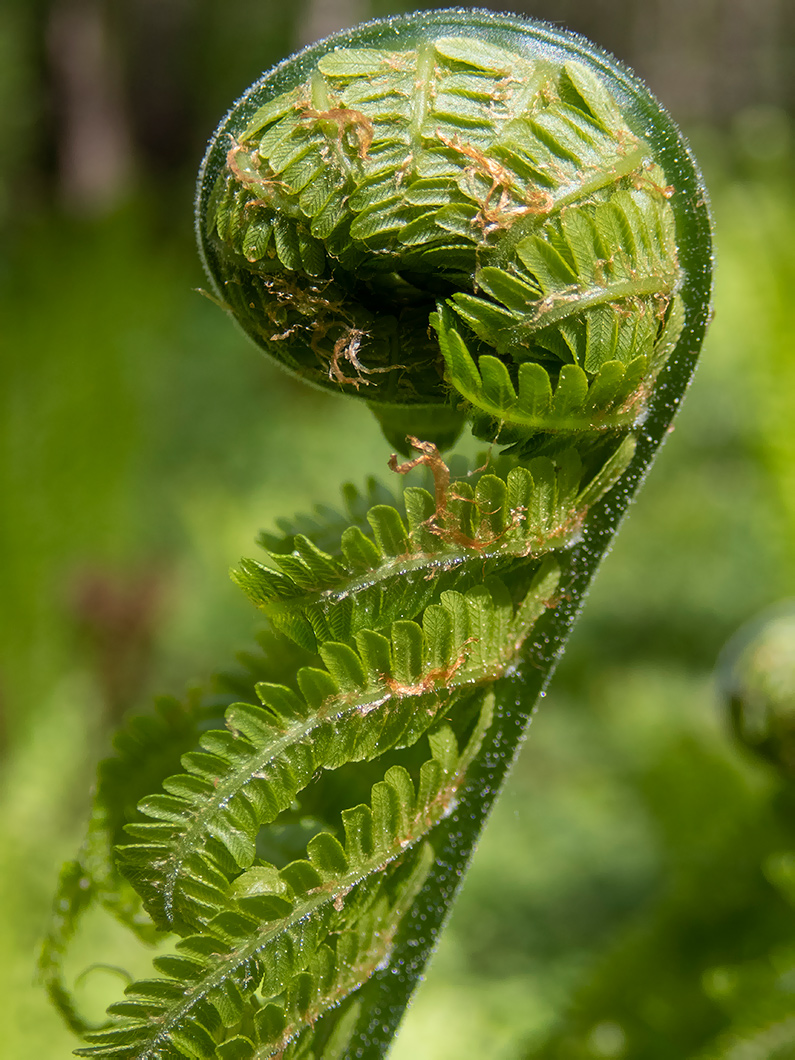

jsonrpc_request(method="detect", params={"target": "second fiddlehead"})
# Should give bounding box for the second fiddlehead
[44,9,713,1059]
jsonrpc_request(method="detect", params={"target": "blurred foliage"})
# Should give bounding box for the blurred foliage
[1,4,795,1058]
[721,604,795,772]
[2,0,793,226]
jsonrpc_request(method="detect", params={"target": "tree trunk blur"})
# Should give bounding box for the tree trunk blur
[46,0,135,214]
[5,0,793,224]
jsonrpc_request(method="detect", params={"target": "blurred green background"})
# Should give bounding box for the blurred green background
[1,1,794,1057]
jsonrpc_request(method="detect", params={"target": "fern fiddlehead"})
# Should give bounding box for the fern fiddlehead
[43,9,713,1059]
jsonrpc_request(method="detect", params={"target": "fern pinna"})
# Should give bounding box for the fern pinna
[43,10,713,1059]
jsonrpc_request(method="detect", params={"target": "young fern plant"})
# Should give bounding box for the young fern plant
[43,9,713,1059]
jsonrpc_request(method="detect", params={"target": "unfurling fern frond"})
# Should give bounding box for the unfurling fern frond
[233,441,632,651]
[118,563,557,935]
[46,9,712,1060]
[77,702,491,1059]
[200,17,686,453]
[40,693,226,1033]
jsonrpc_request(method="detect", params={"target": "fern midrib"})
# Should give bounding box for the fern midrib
[487,143,649,265]
[308,68,360,188]
[159,607,545,923]
[161,704,336,923]
[409,41,437,174]
[501,60,552,119]
[265,531,572,614]
[251,845,434,1060]
[253,974,370,1060]
[458,377,640,431]
[521,271,676,333]
[252,958,375,1059]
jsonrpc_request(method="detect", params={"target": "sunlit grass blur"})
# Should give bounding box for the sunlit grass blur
[1,121,794,1058]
